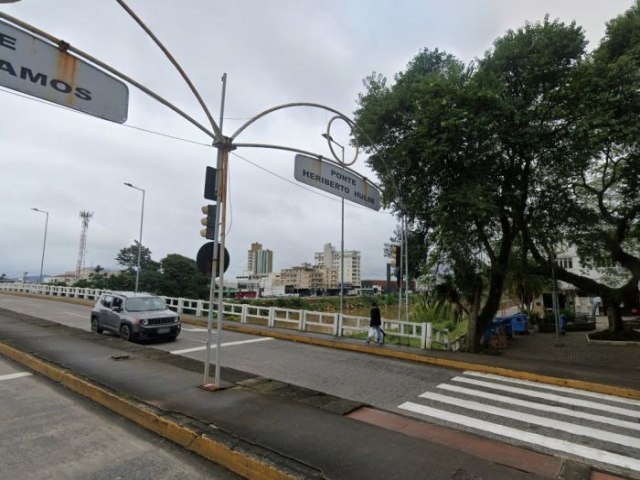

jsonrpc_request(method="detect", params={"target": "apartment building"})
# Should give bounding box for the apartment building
[314,243,361,289]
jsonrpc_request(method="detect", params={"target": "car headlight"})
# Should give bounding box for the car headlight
[174,317,180,324]
[140,318,149,326]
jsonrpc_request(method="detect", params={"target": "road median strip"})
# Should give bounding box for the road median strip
[0,340,324,480]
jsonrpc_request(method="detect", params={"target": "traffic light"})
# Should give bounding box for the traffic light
[395,245,402,268]
[200,204,217,240]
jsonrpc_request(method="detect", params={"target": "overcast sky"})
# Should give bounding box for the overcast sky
[0,0,634,281]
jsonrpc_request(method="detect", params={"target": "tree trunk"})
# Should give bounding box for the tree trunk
[466,284,482,352]
[607,302,625,332]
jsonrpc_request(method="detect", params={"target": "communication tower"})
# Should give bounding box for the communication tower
[75,211,93,280]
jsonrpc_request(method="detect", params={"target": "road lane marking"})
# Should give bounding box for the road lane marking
[0,372,32,382]
[464,370,640,407]
[64,312,88,318]
[453,376,640,418]
[399,401,640,473]
[170,337,273,355]
[419,390,638,447]
[437,383,640,432]
[181,327,209,332]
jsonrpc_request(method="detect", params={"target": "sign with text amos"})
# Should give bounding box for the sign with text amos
[0,19,128,123]
[294,154,381,211]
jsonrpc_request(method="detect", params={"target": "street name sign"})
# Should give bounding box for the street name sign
[294,154,381,211]
[0,18,128,123]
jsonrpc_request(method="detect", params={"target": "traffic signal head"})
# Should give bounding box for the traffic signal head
[200,204,217,240]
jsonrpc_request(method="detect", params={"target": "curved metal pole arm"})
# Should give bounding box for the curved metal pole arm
[116,0,221,140]
[0,12,216,141]
[230,102,354,141]
[234,142,381,189]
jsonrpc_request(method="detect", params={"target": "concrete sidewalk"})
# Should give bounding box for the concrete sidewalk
[0,306,637,479]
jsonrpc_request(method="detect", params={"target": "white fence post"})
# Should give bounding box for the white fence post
[424,322,432,349]
[241,304,248,324]
[268,307,275,327]
[300,310,306,331]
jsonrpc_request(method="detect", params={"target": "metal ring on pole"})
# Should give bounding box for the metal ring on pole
[324,115,359,167]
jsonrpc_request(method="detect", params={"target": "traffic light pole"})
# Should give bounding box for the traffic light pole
[203,73,228,388]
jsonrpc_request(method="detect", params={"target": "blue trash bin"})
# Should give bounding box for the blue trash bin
[511,314,528,334]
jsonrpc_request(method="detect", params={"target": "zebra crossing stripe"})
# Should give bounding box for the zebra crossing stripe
[463,371,640,407]
[452,376,640,418]
[399,401,640,473]
[437,383,640,432]
[419,390,638,447]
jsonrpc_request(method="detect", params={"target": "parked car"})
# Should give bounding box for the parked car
[91,292,181,342]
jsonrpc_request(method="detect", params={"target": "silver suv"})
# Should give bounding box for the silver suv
[91,292,181,342]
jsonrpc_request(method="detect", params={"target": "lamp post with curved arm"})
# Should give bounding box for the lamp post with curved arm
[322,132,346,332]
[31,208,49,284]
[124,182,145,294]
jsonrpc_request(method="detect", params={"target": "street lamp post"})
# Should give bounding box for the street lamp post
[322,133,345,333]
[124,182,145,293]
[31,208,49,284]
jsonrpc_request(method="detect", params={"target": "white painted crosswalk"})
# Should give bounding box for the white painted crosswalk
[399,370,640,476]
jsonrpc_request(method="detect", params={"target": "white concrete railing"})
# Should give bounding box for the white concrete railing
[0,283,457,350]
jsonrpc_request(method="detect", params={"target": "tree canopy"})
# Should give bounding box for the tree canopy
[355,5,640,350]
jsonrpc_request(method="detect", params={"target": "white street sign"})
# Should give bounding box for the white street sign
[294,154,381,211]
[0,19,128,123]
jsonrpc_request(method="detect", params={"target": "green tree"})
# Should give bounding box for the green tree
[355,19,586,351]
[158,254,209,299]
[523,3,640,332]
[115,241,159,274]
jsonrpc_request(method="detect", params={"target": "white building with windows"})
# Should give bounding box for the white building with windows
[547,244,632,315]
[314,243,361,289]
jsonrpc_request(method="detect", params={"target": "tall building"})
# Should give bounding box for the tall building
[314,243,361,288]
[246,242,273,275]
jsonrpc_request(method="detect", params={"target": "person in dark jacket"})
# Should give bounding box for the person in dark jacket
[368,302,384,345]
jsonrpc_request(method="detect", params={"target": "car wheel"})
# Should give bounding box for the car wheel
[119,324,132,342]
[91,317,103,334]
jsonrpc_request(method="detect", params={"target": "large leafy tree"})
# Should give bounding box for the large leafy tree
[115,241,159,274]
[524,3,640,331]
[355,19,586,351]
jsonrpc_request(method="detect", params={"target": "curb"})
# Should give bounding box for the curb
[0,340,324,480]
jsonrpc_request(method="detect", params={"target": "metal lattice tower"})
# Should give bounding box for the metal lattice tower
[75,211,93,280]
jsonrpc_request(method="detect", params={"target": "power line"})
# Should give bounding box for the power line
[1,87,391,214]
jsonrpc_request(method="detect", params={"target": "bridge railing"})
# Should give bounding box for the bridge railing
[0,283,458,350]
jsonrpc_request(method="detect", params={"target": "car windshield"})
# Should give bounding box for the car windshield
[126,297,167,312]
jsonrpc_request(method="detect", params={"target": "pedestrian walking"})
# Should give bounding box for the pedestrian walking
[367,302,384,345]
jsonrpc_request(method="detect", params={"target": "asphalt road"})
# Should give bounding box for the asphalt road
[2,294,639,478]
[0,355,240,480]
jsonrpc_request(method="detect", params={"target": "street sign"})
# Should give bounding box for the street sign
[0,19,128,123]
[293,154,381,211]
[196,242,230,277]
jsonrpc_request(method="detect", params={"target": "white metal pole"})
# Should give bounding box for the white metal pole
[404,215,409,322]
[214,73,229,388]
[135,188,145,293]
[124,183,145,294]
[32,208,49,284]
[340,146,345,335]
[322,133,345,334]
